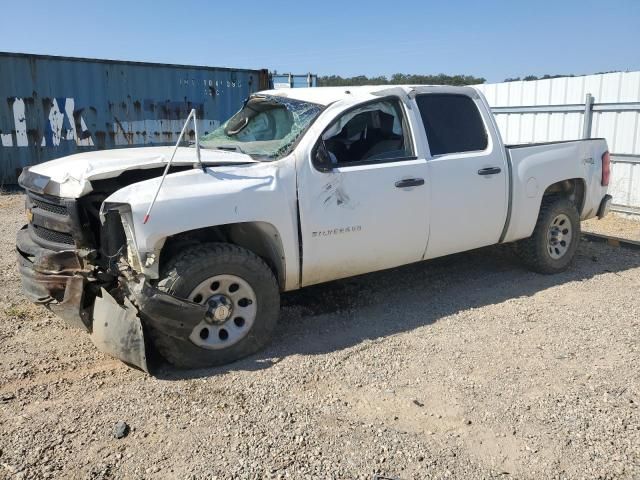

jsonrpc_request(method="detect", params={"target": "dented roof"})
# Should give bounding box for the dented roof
[259,85,479,106]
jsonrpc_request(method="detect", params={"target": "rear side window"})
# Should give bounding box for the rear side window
[415,94,488,156]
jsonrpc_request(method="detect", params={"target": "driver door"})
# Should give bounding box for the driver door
[296,97,430,286]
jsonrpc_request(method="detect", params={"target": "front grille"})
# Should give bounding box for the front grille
[26,191,81,250]
[31,198,68,216]
[31,225,75,245]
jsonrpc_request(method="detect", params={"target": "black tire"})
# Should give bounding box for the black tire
[515,196,581,274]
[148,243,280,368]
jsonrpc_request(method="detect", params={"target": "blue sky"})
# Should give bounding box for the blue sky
[2,0,638,82]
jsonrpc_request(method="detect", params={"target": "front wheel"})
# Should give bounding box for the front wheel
[515,197,581,274]
[148,243,280,368]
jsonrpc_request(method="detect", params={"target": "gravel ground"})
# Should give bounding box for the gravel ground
[582,214,640,242]
[1,192,639,480]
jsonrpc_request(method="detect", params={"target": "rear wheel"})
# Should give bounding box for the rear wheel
[148,243,280,368]
[515,197,580,274]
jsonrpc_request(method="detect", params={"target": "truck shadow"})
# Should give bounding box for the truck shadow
[155,239,640,380]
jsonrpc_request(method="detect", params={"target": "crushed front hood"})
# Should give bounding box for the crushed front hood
[22,146,255,198]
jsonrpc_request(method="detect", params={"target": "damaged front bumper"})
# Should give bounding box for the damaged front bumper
[17,226,92,330]
[92,282,210,372]
[17,227,209,372]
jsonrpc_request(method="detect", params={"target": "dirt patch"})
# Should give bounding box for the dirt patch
[582,213,640,241]
[1,192,639,479]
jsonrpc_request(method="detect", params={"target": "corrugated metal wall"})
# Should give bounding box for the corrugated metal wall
[0,52,270,184]
[271,73,318,89]
[475,72,640,215]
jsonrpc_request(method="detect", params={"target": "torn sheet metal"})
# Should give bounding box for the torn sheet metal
[91,288,148,372]
[48,275,87,330]
[16,227,91,329]
[131,282,208,341]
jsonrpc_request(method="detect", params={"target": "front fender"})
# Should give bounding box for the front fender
[104,160,300,290]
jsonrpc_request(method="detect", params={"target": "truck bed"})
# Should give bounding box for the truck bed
[505,138,607,149]
[502,138,609,243]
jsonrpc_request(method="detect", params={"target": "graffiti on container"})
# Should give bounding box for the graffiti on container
[1,97,94,148]
[1,97,220,149]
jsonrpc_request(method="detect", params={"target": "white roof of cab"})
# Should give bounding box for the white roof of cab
[258,85,478,106]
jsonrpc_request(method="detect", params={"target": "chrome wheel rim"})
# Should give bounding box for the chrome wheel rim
[187,274,257,350]
[547,213,572,259]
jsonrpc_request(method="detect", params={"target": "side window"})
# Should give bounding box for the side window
[320,99,414,166]
[415,94,488,156]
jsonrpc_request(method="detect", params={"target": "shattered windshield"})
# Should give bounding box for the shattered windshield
[199,95,323,159]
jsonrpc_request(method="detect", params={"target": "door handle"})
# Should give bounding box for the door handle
[395,178,425,188]
[477,167,502,176]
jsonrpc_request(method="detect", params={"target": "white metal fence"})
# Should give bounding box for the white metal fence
[475,72,640,216]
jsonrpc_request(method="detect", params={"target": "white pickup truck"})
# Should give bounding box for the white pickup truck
[17,85,612,371]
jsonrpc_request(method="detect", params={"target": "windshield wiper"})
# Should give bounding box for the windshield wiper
[214,144,245,154]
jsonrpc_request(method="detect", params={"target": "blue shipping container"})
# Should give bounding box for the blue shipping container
[0,52,269,184]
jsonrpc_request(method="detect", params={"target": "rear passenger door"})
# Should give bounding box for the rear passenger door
[413,90,509,259]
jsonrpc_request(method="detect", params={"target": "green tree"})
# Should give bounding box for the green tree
[505,74,578,82]
[317,73,486,87]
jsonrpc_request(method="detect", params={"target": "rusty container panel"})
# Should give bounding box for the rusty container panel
[0,52,266,184]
